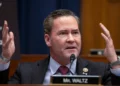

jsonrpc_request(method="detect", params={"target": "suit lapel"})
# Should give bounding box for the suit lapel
[30,56,89,83]
[31,57,50,84]
[76,58,89,75]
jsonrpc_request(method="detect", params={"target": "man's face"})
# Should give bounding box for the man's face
[45,16,81,62]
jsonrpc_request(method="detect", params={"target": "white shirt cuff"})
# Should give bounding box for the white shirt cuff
[0,61,10,71]
[110,68,120,76]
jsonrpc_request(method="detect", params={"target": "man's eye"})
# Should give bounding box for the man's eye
[73,31,79,34]
[60,32,66,35]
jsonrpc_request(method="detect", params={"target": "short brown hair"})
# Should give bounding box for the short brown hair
[43,9,80,34]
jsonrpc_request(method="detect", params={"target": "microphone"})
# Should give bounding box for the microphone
[69,54,76,74]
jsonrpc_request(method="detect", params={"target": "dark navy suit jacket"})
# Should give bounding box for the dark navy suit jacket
[0,57,120,85]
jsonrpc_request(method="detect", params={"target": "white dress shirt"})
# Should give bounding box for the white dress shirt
[0,61,10,71]
[43,57,77,85]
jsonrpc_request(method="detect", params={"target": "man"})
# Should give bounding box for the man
[0,9,120,85]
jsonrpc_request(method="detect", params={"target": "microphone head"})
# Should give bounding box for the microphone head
[70,54,76,63]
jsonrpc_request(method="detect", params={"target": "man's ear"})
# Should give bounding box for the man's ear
[44,34,51,47]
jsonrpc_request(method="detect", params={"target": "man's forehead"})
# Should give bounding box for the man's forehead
[58,28,79,31]
[50,28,80,34]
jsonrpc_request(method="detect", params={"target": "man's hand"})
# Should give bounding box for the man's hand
[99,23,118,63]
[2,20,15,61]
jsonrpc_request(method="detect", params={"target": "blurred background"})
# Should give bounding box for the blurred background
[0,0,120,58]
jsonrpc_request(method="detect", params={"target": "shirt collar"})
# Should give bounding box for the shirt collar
[49,56,77,75]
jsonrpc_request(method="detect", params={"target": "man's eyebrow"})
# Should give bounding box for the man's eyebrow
[72,29,79,31]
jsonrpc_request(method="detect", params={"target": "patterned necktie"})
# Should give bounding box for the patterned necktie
[58,66,69,75]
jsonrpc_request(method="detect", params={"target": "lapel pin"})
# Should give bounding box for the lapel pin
[83,68,88,72]
[82,68,88,75]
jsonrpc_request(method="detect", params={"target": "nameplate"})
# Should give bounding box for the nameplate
[50,75,101,84]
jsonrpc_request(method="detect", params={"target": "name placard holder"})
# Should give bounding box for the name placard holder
[50,75,101,85]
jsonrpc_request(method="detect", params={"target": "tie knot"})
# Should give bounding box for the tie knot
[58,66,69,75]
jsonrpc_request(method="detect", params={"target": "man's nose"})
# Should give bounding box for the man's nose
[67,34,74,42]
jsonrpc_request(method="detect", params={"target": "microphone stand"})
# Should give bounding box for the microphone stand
[69,54,75,75]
